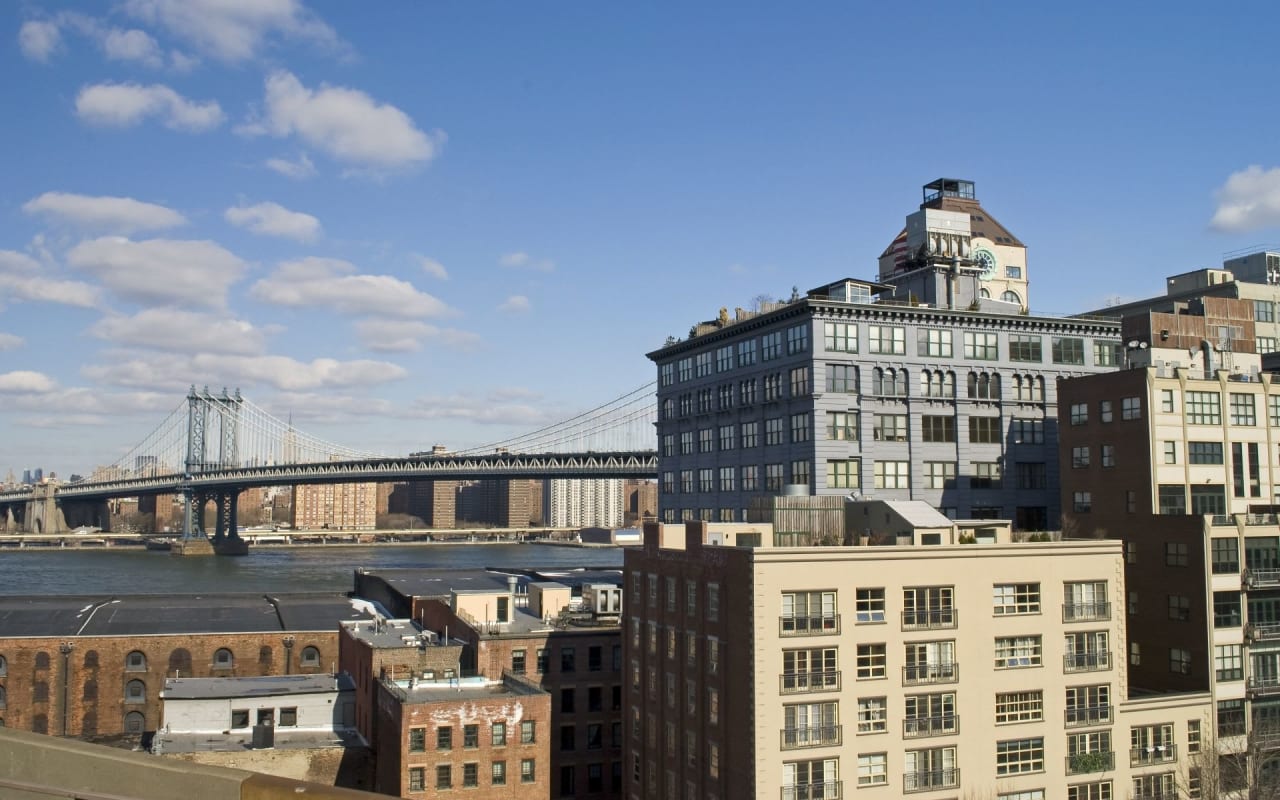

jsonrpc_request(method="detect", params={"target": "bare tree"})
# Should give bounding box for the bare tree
[1178,715,1280,799]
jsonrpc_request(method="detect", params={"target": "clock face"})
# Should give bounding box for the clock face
[975,249,997,280]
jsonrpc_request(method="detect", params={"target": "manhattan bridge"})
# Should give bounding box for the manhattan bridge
[0,384,657,549]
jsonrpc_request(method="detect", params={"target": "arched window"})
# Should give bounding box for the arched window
[82,680,97,701]
[894,369,909,397]
[300,646,321,668]
[34,652,49,670]
[32,714,47,734]
[169,648,192,678]
[125,680,146,703]
[979,288,991,299]
[124,711,145,734]
[126,651,146,672]
[213,648,234,669]
[83,651,99,669]
[258,646,274,667]
[1001,290,1022,306]
[0,654,6,676]
[0,685,6,708]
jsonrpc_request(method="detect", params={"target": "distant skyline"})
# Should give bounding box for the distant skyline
[7,2,1280,477]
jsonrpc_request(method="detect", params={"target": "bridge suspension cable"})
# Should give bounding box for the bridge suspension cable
[456,381,657,455]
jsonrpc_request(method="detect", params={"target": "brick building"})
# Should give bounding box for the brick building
[293,481,377,530]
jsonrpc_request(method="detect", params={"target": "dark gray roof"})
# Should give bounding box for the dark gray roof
[0,593,373,638]
[162,673,354,700]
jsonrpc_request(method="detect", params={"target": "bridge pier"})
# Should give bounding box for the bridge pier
[24,485,68,534]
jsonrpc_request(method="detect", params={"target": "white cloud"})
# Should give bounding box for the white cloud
[251,257,453,318]
[260,391,394,423]
[1211,165,1280,233]
[498,294,531,313]
[0,252,99,307]
[23,191,186,233]
[241,71,443,171]
[66,237,246,308]
[91,309,267,355]
[407,389,562,426]
[0,333,24,351]
[124,0,347,63]
[498,251,554,272]
[417,255,448,280]
[85,352,406,392]
[4,386,173,416]
[224,201,320,241]
[0,250,42,273]
[264,152,316,179]
[102,27,163,66]
[18,20,61,61]
[354,320,480,353]
[75,82,224,132]
[0,371,57,394]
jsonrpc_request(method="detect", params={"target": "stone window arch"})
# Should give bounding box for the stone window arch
[300,646,321,668]
[258,646,274,667]
[34,652,49,670]
[0,654,7,676]
[126,651,147,672]
[123,711,144,734]
[125,679,146,704]
[83,650,99,670]
[213,648,234,669]
[1001,290,1022,306]
[168,648,192,677]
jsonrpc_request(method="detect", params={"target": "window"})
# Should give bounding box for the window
[1165,543,1189,567]
[1070,402,1088,425]
[1229,392,1256,426]
[790,367,810,397]
[1101,445,1115,467]
[737,340,757,367]
[782,701,839,748]
[766,463,785,491]
[561,647,576,673]
[492,722,507,747]
[436,765,452,790]
[856,644,887,679]
[231,709,249,728]
[827,459,859,489]
[409,728,426,752]
[1218,699,1245,737]
[213,648,234,669]
[492,761,507,786]
[1215,644,1243,681]
[1188,441,1223,464]
[437,725,453,750]
[873,461,909,489]
[996,737,1044,775]
[1011,418,1044,444]
[969,417,1000,444]
[1170,647,1191,674]
[969,462,1001,489]
[1258,299,1276,323]
[995,691,1043,724]
[1186,391,1222,424]
[790,460,811,487]
[918,329,953,358]
[964,331,999,360]
[126,651,146,672]
[904,747,957,790]
[1052,336,1085,364]
[781,591,838,634]
[520,759,535,783]
[1121,396,1141,420]
[856,588,886,623]
[677,357,692,381]
[739,378,757,406]
[765,417,784,445]
[857,697,887,733]
[299,646,320,667]
[868,325,905,354]
[857,753,887,786]
[924,461,956,489]
[920,370,955,398]
[1187,719,1201,754]
[827,410,857,441]
[408,767,425,792]
[1000,792,1046,800]
[1066,783,1112,800]
[708,584,719,621]
[824,322,857,352]
[873,414,908,442]
[904,692,956,737]
[790,413,810,443]
[764,373,783,401]
[1212,538,1239,573]
[826,364,857,393]
[1073,492,1092,513]
[921,415,955,443]
[995,636,1043,668]
[1008,334,1042,362]
[967,371,1001,400]
[461,763,478,788]
[125,679,146,703]
[994,583,1040,615]
[521,720,536,744]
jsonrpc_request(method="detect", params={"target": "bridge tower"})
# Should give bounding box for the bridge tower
[178,386,248,555]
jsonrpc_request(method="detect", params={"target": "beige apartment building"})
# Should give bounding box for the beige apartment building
[624,516,1212,800]
[292,481,377,530]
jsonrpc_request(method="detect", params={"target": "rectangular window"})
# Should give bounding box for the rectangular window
[1052,336,1085,364]
[1015,462,1046,490]
[1230,393,1257,426]
[1157,485,1185,515]
[1186,391,1222,424]
[436,765,452,789]
[1008,334,1042,362]
[762,332,783,360]
[964,331,999,360]
[1073,491,1092,513]
[787,324,809,354]
[856,643,887,679]
[463,724,479,748]
[1072,446,1091,468]
[695,351,712,377]
[409,728,426,752]
[824,322,857,352]
[1257,299,1276,323]
[995,691,1044,724]
[781,590,838,634]
[827,410,857,441]
[827,364,858,393]
[717,424,734,451]
[1066,684,1111,727]
[520,759,535,783]
[994,635,1043,668]
[995,737,1045,775]
[1166,543,1189,568]
[737,340,756,367]
[873,460,909,489]
[856,588,885,623]
[492,722,507,747]
[715,345,733,372]
[1011,419,1044,444]
[971,462,1001,489]
[677,358,692,382]
[921,415,956,443]
[994,583,1041,615]
[699,428,714,453]
[868,325,905,354]
[873,414,908,442]
[1122,396,1142,420]
[521,721,536,743]
[1161,389,1175,413]
[790,412,811,443]
[857,697,888,734]
[765,418,784,446]
[766,463,785,491]
[924,461,956,490]
[788,366,809,397]
[969,417,1000,443]
[1100,400,1113,423]
[437,726,453,750]
[408,767,425,792]
[1101,445,1116,468]
[857,753,887,786]
[1070,403,1088,425]
[790,460,811,487]
[740,421,758,449]
[1215,644,1243,681]
[739,378,757,406]
[918,328,953,358]
[1093,340,1121,366]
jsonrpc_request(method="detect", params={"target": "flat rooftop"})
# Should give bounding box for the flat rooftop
[0,593,375,638]
[359,567,622,600]
[385,675,545,705]
[162,673,355,700]
[154,728,365,755]
[341,618,445,649]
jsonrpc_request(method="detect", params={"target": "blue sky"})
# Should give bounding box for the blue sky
[5,1,1280,478]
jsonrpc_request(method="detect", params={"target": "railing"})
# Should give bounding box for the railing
[779,671,842,694]
[780,782,843,800]
[903,663,958,686]
[1065,705,1113,727]
[1211,514,1234,527]
[1064,651,1111,672]
[1065,751,1115,775]
[780,725,842,750]
[1248,623,1280,641]
[903,768,960,793]
[902,715,958,738]
[1246,514,1280,526]
[1245,568,1280,588]
[901,608,957,630]
[1130,744,1177,766]
[1248,675,1280,696]
[779,615,841,637]
[1062,602,1111,623]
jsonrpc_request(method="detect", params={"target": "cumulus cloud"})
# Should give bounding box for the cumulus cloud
[354,320,480,353]
[417,256,448,280]
[251,257,453,318]
[18,20,61,61]
[498,251,554,272]
[101,27,163,66]
[91,309,267,355]
[75,82,224,132]
[265,152,316,179]
[4,386,174,417]
[0,333,24,351]
[85,352,406,392]
[66,236,246,308]
[224,201,320,241]
[0,250,42,273]
[0,251,99,307]
[0,371,57,394]
[240,71,443,171]
[23,191,186,233]
[1211,165,1280,233]
[124,0,347,63]
[498,295,531,313]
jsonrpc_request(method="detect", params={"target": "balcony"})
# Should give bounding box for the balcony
[1064,705,1113,727]
[779,615,841,637]
[780,725,842,750]
[1247,623,1280,641]
[903,768,960,793]
[903,662,958,686]
[1065,751,1115,775]
[1064,651,1111,673]
[1245,568,1280,589]
[1062,602,1111,623]
[781,782,843,800]
[1248,675,1280,697]
[901,608,957,631]
[1130,744,1177,767]
[779,671,842,695]
[902,715,958,739]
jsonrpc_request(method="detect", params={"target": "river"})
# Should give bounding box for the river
[0,543,624,596]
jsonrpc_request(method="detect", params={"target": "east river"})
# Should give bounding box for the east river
[0,543,624,596]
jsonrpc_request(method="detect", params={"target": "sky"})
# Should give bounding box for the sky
[6,1,1280,478]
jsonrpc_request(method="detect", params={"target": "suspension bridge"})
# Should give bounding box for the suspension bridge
[0,384,657,550]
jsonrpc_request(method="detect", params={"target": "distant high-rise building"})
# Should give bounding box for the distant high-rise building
[543,479,624,528]
[292,482,377,530]
[457,480,536,527]
[385,481,458,529]
[623,479,657,526]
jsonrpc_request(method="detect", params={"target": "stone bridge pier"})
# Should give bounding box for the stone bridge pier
[24,484,68,533]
